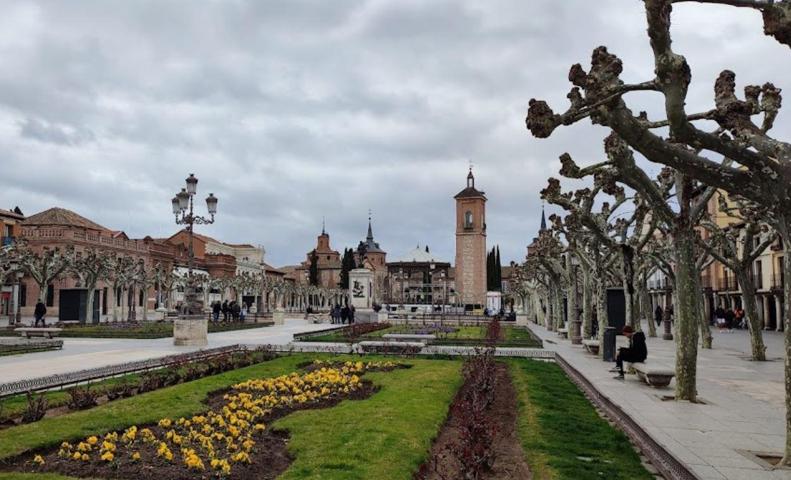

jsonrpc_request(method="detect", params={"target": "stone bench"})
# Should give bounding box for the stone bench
[631,362,675,388]
[582,339,599,355]
[381,333,436,344]
[557,328,569,339]
[15,328,63,339]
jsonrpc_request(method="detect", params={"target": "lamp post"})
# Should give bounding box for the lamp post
[171,173,218,346]
[7,260,19,326]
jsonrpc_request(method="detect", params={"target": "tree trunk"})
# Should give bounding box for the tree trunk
[37,281,47,304]
[777,220,791,466]
[640,272,657,337]
[622,246,637,330]
[735,269,767,361]
[672,224,700,402]
[84,283,96,325]
[582,263,594,338]
[698,291,713,349]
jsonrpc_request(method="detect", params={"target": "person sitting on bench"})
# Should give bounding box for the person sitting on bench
[610,325,646,379]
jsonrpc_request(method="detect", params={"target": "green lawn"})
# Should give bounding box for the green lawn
[0,355,462,480]
[509,359,653,480]
[0,322,268,339]
[305,325,542,347]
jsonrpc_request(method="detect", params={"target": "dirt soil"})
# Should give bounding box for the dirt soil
[5,381,378,480]
[417,362,531,480]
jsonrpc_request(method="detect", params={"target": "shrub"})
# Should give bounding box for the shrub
[105,381,136,401]
[66,386,99,410]
[21,392,48,423]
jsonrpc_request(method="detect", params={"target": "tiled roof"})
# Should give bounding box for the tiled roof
[453,186,486,199]
[22,207,109,231]
[0,208,25,220]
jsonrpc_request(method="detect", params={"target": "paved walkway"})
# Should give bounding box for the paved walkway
[0,318,329,384]
[531,322,789,480]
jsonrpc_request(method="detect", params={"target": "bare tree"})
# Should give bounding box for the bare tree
[16,242,74,305]
[524,0,791,437]
[109,256,136,322]
[69,249,113,324]
[700,196,776,360]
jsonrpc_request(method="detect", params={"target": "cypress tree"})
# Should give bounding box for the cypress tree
[309,251,319,286]
[495,246,502,291]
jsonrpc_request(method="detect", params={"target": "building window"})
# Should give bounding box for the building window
[102,287,108,314]
[46,285,54,307]
[139,289,144,307]
[464,211,473,229]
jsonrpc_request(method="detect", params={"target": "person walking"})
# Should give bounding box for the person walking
[332,304,341,324]
[734,307,745,329]
[212,301,221,322]
[221,300,229,322]
[610,325,647,379]
[232,301,241,322]
[654,305,663,326]
[240,303,247,322]
[34,300,47,327]
[714,305,726,331]
[349,305,356,324]
[341,305,350,324]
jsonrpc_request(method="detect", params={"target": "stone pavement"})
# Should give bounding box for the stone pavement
[0,318,329,384]
[531,322,790,480]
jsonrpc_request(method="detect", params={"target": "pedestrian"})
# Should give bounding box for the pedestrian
[232,301,241,322]
[349,305,356,324]
[332,304,341,324]
[341,305,350,324]
[734,307,745,329]
[654,305,663,326]
[724,308,735,333]
[34,300,47,327]
[222,300,229,322]
[212,301,221,322]
[240,303,247,322]
[714,304,726,331]
[610,325,647,379]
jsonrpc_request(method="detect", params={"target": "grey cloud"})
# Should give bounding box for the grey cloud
[0,1,787,266]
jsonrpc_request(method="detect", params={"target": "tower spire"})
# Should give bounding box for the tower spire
[322,216,326,235]
[540,202,547,232]
[467,164,474,188]
[367,209,374,241]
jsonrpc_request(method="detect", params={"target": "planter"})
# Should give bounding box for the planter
[173,316,208,346]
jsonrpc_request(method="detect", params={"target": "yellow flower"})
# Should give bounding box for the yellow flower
[158,418,172,428]
[81,454,90,461]
[72,452,82,461]
[33,455,45,465]
[86,436,98,446]
[100,451,114,462]
[132,451,141,461]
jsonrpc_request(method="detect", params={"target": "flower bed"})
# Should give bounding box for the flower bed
[0,348,277,429]
[14,361,400,479]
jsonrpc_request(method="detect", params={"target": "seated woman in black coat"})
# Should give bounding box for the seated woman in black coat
[610,325,647,379]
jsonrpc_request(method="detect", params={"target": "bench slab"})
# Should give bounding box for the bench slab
[632,362,675,388]
[14,328,63,339]
[581,339,600,354]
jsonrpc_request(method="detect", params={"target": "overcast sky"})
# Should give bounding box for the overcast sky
[1,1,790,267]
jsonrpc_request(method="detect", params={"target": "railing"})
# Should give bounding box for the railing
[22,228,150,253]
[772,273,785,291]
[0,344,246,399]
[717,277,738,291]
[700,275,712,289]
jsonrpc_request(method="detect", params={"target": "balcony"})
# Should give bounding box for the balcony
[772,273,785,291]
[0,236,15,247]
[701,274,712,289]
[717,277,739,291]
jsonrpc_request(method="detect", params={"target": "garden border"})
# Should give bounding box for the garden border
[0,344,246,399]
[554,353,699,480]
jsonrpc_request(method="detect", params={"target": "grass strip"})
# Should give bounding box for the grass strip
[275,359,462,480]
[509,358,653,480]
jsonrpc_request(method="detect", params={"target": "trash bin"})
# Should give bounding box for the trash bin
[602,326,617,362]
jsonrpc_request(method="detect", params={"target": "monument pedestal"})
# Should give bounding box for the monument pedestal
[173,315,208,346]
[516,314,529,326]
[273,310,285,325]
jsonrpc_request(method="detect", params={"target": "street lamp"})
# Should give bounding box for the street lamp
[172,173,218,317]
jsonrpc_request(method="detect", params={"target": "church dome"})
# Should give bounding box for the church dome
[396,245,441,263]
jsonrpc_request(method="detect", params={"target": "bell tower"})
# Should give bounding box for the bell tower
[454,168,487,307]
